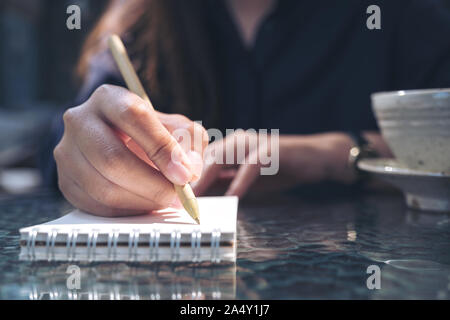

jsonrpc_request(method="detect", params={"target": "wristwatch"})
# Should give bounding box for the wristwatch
[347,132,379,181]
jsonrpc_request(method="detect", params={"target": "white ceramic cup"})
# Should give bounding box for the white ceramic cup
[371,88,450,173]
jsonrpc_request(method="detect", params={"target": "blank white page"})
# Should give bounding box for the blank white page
[20,196,238,235]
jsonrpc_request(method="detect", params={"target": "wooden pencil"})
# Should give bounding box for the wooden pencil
[107,34,200,224]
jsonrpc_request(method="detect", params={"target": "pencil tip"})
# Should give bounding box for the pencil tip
[181,197,200,225]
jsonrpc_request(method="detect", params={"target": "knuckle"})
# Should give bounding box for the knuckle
[90,84,113,106]
[119,102,150,126]
[53,145,62,163]
[62,108,78,127]
[173,113,189,123]
[147,136,176,163]
[93,84,113,97]
[53,143,68,164]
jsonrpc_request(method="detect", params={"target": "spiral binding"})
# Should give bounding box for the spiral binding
[191,230,202,262]
[107,229,120,261]
[128,229,140,261]
[66,229,79,261]
[170,230,181,262]
[24,227,224,262]
[211,229,221,263]
[86,229,99,262]
[26,228,38,260]
[149,229,160,261]
[45,229,58,261]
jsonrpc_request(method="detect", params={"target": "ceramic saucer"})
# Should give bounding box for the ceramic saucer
[358,158,450,212]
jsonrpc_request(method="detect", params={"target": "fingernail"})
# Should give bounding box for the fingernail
[167,160,192,185]
[186,151,203,181]
[171,145,193,168]
[166,145,194,184]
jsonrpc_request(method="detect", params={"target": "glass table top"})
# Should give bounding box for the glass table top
[0,189,449,299]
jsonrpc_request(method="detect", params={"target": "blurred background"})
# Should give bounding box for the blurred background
[1,0,450,196]
[0,0,108,195]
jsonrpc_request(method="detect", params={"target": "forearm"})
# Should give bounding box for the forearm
[280,132,392,185]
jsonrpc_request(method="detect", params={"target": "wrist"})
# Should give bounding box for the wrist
[346,131,380,183]
[322,133,359,183]
[280,133,356,184]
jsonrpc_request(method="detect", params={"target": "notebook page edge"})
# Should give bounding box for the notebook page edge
[19,196,238,236]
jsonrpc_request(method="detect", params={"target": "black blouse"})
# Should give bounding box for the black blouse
[41,0,450,186]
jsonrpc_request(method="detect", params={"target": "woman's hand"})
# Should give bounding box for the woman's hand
[54,84,208,216]
[192,131,391,198]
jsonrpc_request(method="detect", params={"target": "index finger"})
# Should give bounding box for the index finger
[91,84,194,186]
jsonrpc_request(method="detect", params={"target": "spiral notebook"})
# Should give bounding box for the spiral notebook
[19,196,238,263]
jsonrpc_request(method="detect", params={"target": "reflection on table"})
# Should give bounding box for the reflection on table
[23,263,236,300]
[0,188,449,299]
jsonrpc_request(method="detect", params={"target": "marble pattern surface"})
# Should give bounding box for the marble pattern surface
[0,189,449,299]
